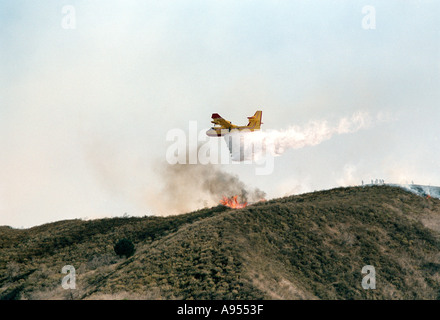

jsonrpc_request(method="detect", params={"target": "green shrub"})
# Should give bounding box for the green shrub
[114,239,135,258]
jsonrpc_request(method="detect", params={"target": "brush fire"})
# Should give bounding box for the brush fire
[220,195,248,208]
[220,195,267,208]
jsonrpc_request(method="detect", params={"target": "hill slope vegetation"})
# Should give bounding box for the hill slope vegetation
[1,185,439,300]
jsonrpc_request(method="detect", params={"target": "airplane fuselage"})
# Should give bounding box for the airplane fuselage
[206,126,259,137]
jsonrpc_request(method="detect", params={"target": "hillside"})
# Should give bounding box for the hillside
[1,185,440,300]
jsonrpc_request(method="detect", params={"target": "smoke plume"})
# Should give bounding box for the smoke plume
[148,160,266,215]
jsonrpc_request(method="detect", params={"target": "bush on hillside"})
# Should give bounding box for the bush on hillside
[114,239,135,258]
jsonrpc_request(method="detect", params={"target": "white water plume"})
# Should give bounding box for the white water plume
[229,111,375,161]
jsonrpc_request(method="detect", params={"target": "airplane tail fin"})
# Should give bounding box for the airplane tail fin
[247,110,263,129]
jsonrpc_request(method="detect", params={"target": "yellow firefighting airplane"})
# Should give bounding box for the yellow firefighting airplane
[206,111,263,137]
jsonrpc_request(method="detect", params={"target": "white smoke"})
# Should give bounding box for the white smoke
[394,184,440,200]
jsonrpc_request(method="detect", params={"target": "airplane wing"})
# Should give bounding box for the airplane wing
[211,113,238,129]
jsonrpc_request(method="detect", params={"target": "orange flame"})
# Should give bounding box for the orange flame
[220,195,248,209]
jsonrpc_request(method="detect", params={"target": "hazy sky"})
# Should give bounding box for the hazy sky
[1,1,439,227]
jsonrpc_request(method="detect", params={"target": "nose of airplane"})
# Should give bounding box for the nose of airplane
[206,128,217,137]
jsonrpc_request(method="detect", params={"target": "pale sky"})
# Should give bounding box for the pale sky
[1,1,439,227]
